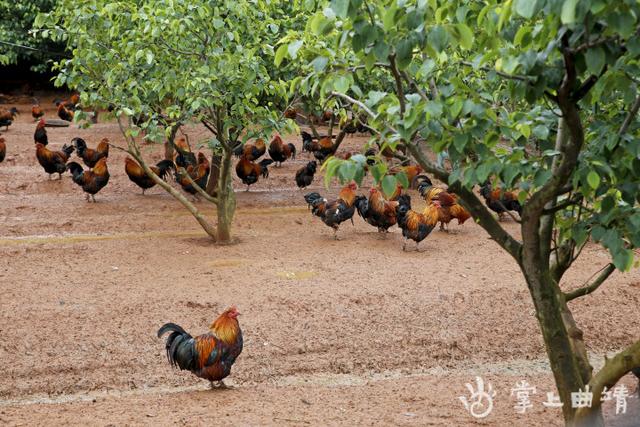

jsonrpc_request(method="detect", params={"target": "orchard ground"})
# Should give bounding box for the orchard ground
[0,99,639,426]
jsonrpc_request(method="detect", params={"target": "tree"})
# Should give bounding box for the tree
[0,0,63,70]
[38,0,298,243]
[283,1,640,425]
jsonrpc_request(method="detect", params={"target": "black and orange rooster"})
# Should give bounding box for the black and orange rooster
[0,137,6,164]
[34,118,48,146]
[57,103,74,122]
[73,137,109,168]
[176,152,210,199]
[304,182,359,239]
[124,157,175,194]
[396,194,438,251]
[31,104,44,121]
[35,142,74,180]
[158,306,243,389]
[173,136,196,169]
[67,158,110,202]
[233,138,266,161]
[235,156,273,190]
[480,181,522,220]
[355,187,399,234]
[0,107,18,131]
[417,177,471,231]
[268,135,296,167]
[295,161,317,189]
[301,131,336,163]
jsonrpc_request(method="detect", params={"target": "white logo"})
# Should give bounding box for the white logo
[459,376,496,419]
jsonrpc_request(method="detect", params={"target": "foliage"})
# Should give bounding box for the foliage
[0,0,62,70]
[280,0,640,425]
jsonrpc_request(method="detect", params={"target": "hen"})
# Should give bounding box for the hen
[389,164,423,188]
[233,138,266,161]
[57,103,74,122]
[176,153,210,199]
[396,194,438,251]
[73,137,109,168]
[34,118,48,146]
[295,161,317,189]
[158,306,243,389]
[35,142,74,180]
[173,136,196,169]
[304,182,359,239]
[0,107,18,131]
[0,137,5,163]
[67,158,110,202]
[417,177,471,231]
[268,135,296,167]
[31,104,44,121]
[480,181,522,220]
[125,157,175,194]
[355,187,399,234]
[235,156,273,190]
[301,131,336,163]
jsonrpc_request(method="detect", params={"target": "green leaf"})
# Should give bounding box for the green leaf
[514,0,539,19]
[587,170,600,189]
[287,40,304,60]
[366,90,387,107]
[381,175,397,197]
[274,44,288,66]
[585,47,605,75]
[331,0,349,18]
[395,171,409,189]
[455,24,473,50]
[613,249,634,271]
[561,0,579,24]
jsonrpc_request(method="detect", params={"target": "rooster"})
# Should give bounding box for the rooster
[295,161,317,189]
[233,138,266,161]
[67,158,110,202]
[157,306,243,389]
[125,157,175,194]
[480,181,522,220]
[73,137,109,168]
[268,135,296,167]
[31,104,44,121]
[396,194,438,251]
[304,182,359,239]
[0,137,6,163]
[301,131,336,162]
[235,156,273,190]
[57,103,74,122]
[34,118,48,146]
[389,164,423,188]
[173,136,197,169]
[417,177,471,231]
[355,187,399,234]
[35,142,74,180]
[0,107,18,130]
[176,153,210,199]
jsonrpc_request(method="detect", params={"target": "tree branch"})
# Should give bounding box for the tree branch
[564,263,615,302]
[176,167,219,204]
[460,61,534,82]
[388,53,406,116]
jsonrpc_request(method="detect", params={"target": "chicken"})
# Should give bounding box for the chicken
[67,158,110,202]
[158,306,243,389]
[233,138,266,161]
[284,108,298,119]
[417,177,471,231]
[173,136,197,169]
[176,152,210,198]
[396,194,438,251]
[304,182,359,239]
[355,188,399,234]
[57,103,74,122]
[0,107,18,130]
[31,104,44,121]
[35,142,74,180]
[0,137,6,163]
[389,164,423,188]
[34,118,48,146]
[268,135,296,167]
[300,131,335,163]
[73,137,109,168]
[125,157,175,194]
[295,161,317,189]
[235,156,273,190]
[480,181,522,220]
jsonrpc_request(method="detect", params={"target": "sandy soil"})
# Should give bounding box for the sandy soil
[0,100,639,426]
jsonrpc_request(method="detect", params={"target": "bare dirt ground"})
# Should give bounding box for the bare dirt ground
[0,99,639,426]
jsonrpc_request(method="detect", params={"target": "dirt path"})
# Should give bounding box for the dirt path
[0,101,639,425]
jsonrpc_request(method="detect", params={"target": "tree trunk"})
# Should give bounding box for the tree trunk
[164,124,180,161]
[206,153,221,196]
[215,148,236,243]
